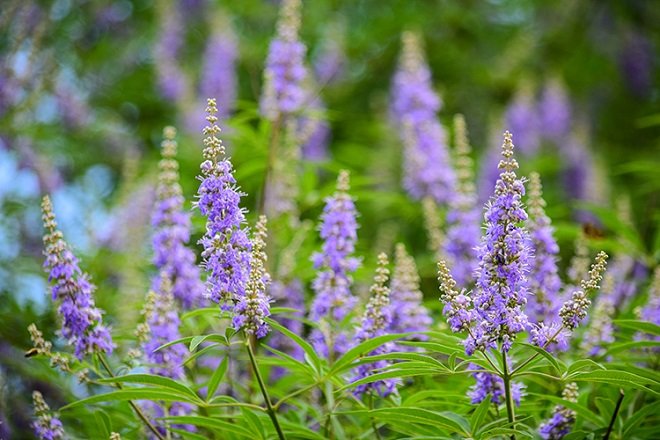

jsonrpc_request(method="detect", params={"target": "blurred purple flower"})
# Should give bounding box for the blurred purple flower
[314,21,346,85]
[154,2,188,102]
[505,86,540,156]
[390,32,455,204]
[539,383,578,440]
[619,31,654,98]
[468,364,524,406]
[32,391,65,440]
[260,0,307,119]
[538,79,572,143]
[299,83,330,161]
[269,279,305,378]
[200,20,238,119]
[152,127,205,310]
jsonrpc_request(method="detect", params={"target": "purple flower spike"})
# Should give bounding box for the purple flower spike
[195,99,252,310]
[389,243,431,348]
[32,391,65,440]
[525,172,562,324]
[538,79,572,144]
[42,196,114,359]
[468,132,531,355]
[539,383,579,439]
[437,259,474,334]
[580,274,615,357]
[309,170,360,358]
[233,215,272,338]
[154,2,189,102]
[444,115,480,287]
[559,251,608,332]
[505,86,540,156]
[352,253,399,397]
[260,0,307,119]
[391,31,455,204]
[152,127,205,310]
[200,17,238,119]
[141,276,195,435]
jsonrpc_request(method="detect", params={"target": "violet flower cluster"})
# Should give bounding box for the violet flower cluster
[309,170,360,358]
[352,253,399,397]
[260,0,307,119]
[141,276,194,436]
[41,195,113,359]
[32,391,65,440]
[469,365,524,406]
[200,18,238,120]
[195,99,252,310]
[469,132,531,354]
[538,80,572,144]
[389,243,432,348]
[443,114,480,287]
[152,126,205,310]
[505,86,540,156]
[437,259,473,333]
[538,383,579,439]
[232,215,272,338]
[525,172,562,324]
[154,1,188,102]
[313,20,346,86]
[390,31,455,204]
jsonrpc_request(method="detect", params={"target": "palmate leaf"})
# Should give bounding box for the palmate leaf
[330,332,413,374]
[60,388,200,411]
[569,369,660,394]
[369,407,471,436]
[162,415,253,437]
[613,319,660,336]
[97,374,201,402]
[265,318,324,375]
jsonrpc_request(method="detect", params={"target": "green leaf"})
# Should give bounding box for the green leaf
[613,319,660,336]
[565,359,605,377]
[470,396,492,434]
[206,356,228,400]
[330,333,411,374]
[514,343,565,376]
[570,370,660,394]
[266,318,323,374]
[60,389,199,410]
[623,400,660,437]
[162,416,253,437]
[188,334,229,352]
[241,407,265,438]
[97,374,200,402]
[604,340,660,356]
[369,407,470,436]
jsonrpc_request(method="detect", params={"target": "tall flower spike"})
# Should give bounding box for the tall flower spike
[260,0,307,119]
[637,267,660,350]
[580,274,615,357]
[526,172,562,323]
[200,13,238,119]
[422,196,444,259]
[32,391,65,440]
[444,115,480,287]
[538,79,572,144]
[468,132,531,354]
[153,126,205,309]
[390,31,456,204]
[141,274,194,435]
[352,253,398,397]
[505,84,540,156]
[264,118,302,218]
[41,196,113,359]
[154,0,189,102]
[539,383,579,439]
[233,215,272,338]
[196,98,252,310]
[438,260,473,333]
[298,78,330,161]
[389,243,432,348]
[309,170,360,358]
[559,251,608,331]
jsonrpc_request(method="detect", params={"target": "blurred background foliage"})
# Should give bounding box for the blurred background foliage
[0,0,659,437]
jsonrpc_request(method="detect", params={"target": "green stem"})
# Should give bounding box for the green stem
[97,354,166,440]
[603,389,624,440]
[511,326,564,377]
[324,380,336,440]
[245,338,286,440]
[501,351,516,440]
